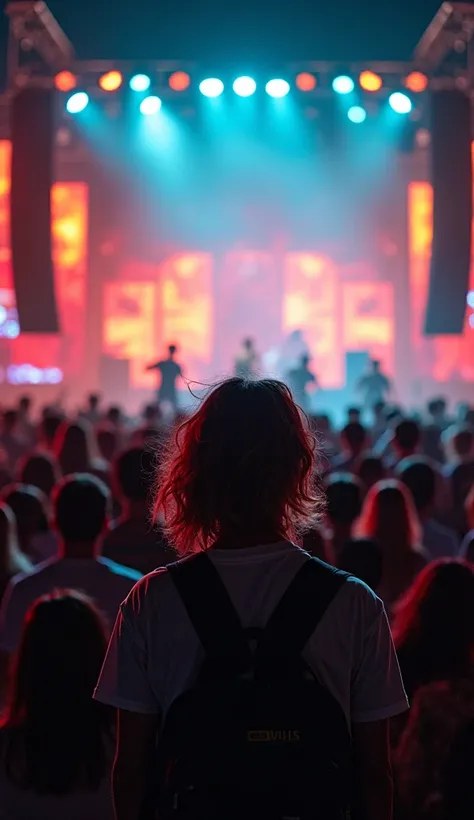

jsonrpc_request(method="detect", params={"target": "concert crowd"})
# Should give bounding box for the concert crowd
[0,379,473,820]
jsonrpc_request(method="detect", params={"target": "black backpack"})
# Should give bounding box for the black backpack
[158,553,352,820]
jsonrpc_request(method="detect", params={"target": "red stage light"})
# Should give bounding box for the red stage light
[169,71,191,92]
[296,72,317,92]
[359,70,382,92]
[99,71,123,92]
[405,71,428,93]
[54,71,77,92]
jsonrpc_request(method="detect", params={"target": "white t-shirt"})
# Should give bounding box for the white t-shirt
[95,542,408,727]
[0,557,141,654]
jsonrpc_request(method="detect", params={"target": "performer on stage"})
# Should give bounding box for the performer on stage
[234,337,260,380]
[146,344,183,414]
[357,359,391,410]
[286,354,318,413]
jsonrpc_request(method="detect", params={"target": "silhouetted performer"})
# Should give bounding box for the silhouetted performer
[286,354,318,413]
[146,345,183,413]
[357,359,391,410]
[234,337,260,380]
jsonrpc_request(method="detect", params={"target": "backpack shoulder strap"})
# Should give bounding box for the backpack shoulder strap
[168,553,252,667]
[259,558,348,658]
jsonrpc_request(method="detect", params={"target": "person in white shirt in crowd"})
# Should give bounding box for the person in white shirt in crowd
[0,591,114,820]
[95,377,408,820]
[0,474,140,661]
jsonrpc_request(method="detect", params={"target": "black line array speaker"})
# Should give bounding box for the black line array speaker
[10,87,59,333]
[425,90,472,335]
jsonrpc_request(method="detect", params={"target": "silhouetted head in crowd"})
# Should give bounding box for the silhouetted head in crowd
[2,591,112,794]
[39,412,63,451]
[0,503,32,593]
[154,378,321,554]
[106,406,122,427]
[2,410,18,435]
[393,419,421,460]
[53,420,97,476]
[357,479,421,558]
[88,393,100,411]
[97,428,118,462]
[446,425,474,463]
[18,395,31,417]
[1,484,50,556]
[53,474,110,559]
[142,403,162,427]
[325,473,363,559]
[427,396,449,427]
[357,454,386,491]
[338,537,382,591]
[17,452,59,498]
[392,559,474,699]
[397,457,437,520]
[347,407,361,424]
[340,421,366,457]
[113,446,154,519]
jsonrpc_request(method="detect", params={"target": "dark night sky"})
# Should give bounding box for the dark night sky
[1,0,442,68]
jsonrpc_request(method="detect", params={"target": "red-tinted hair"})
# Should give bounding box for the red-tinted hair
[154,378,321,555]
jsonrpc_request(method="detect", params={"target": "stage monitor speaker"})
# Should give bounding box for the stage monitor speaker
[10,87,59,333]
[425,90,472,335]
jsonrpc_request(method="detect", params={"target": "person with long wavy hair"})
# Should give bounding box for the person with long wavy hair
[96,378,408,820]
[0,591,114,819]
[356,479,429,609]
[391,560,474,820]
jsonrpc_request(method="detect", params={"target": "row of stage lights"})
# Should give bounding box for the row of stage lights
[59,68,427,118]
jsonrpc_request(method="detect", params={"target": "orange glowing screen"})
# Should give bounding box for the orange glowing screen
[296,72,317,92]
[157,253,213,379]
[359,70,382,92]
[103,282,157,388]
[54,71,77,92]
[405,71,428,93]
[169,71,191,92]
[342,282,395,374]
[0,141,12,290]
[99,71,123,92]
[283,253,342,388]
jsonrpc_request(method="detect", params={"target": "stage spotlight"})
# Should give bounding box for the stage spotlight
[130,74,151,92]
[140,95,162,115]
[169,71,191,91]
[359,70,382,92]
[332,75,354,94]
[54,70,77,92]
[66,92,89,114]
[389,92,412,114]
[404,71,428,93]
[199,78,224,98]
[265,79,290,98]
[467,290,474,309]
[296,72,317,92]
[347,105,367,123]
[233,76,257,97]
[99,70,123,92]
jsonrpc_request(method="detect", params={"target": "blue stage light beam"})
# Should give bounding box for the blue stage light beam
[389,92,412,114]
[332,75,355,95]
[199,78,224,98]
[233,76,257,97]
[130,74,151,92]
[140,95,162,115]
[66,92,89,114]
[265,79,290,98]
